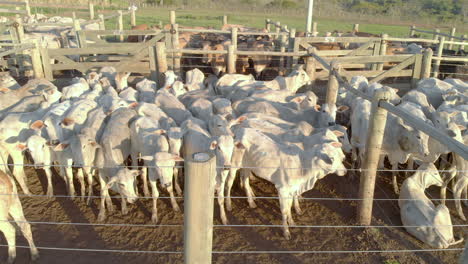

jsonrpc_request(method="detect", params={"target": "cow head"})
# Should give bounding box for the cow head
[106,168,140,203]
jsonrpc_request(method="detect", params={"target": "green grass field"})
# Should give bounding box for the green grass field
[7,4,467,38]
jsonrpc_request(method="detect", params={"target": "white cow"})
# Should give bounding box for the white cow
[399,163,464,248]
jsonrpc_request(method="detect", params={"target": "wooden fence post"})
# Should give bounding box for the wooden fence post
[371,38,381,71]
[231,27,237,50]
[88,2,95,20]
[171,23,181,75]
[305,47,317,85]
[24,0,31,16]
[118,10,124,42]
[353,23,359,32]
[222,15,228,26]
[98,14,105,30]
[155,42,168,87]
[421,48,433,79]
[460,34,466,52]
[448,27,456,50]
[148,46,158,82]
[433,29,440,40]
[279,29,287,74]
[411,53,423,89]
[39,46,53,80]
[326,62,340,114]
[286,28,296,71]
[312,22,317,36]
[432,36,445,78]
[265,19,271,32]
[409,25,415,37]
[184,152,216,264]
[227,44,236,74]
[131,7,136,27]
[357,89,390,226]
[377,34,388,71]
[170,10,176,24]
[30,39,44,78]
[275,22,281,41]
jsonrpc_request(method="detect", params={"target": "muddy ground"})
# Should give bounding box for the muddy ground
[2,159,465,264]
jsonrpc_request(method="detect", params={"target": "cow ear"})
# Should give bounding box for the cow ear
[235,141,245,149]
[332,130,344,137]
[54,143,69,151]
[292,97,305,104]
[153,129,166,135]
[210,140,218,150]
[131,170,140,177]
[0,87,9,93]
[128,102,138,108]
[314,105,321,111]
[337,105,349,112]
[16,144,28,151]
[89,141,98,147]
[448,111,459,117]
[458,125,465,130]
[105,177,117,190]
[61,117,75,126]
[330,142,342,148]
[30,120,46,130]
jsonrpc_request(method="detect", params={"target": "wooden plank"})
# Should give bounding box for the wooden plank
[332,55,413,64]
[83,29,163,36]
[39,47,53,80]
[115,36,160,72]
[411,53,423,88]
[386,37,438,43]
[369,55,416,84]
[346,41,376,57]
[51,62,150,72]
[297,36,379,43]
[0,8,26,13]
[432,56,468,62]
[0,1,27,5]
[49,47,137,56]
[317,69,413,79]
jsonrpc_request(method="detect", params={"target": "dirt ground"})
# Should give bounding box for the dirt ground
[1,159,465,264]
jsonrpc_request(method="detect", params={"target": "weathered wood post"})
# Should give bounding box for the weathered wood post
[371,38,381,71]
[227,44,236,74]
[460,34,467,52]
[39,46,53,80]
[433,29,440,40]
[265,19,271,32]
[24,0,31,16]
[275,22,281,41]
[448,27,456,50]
[222,15,228,26]
[118,10,124,42]
[312,22,317,36]
[286,28,296,71]
[29,39,44,78]
[409,25,416,37]
[357,89,390,225]
[377,34,388,71]
[73,18,84,48]
[353,23,359,32]
[131,7,136,27]
[432,36,445,78]
[421,48,433,79]
[184,152,216,264]
[155,42,168,87]
[88,2,95,20]
[411,53,423,89]
[326,61,340,116]
[148,46,158,82]
[14,16,25,43]
[305,47,317,86]
[170,10,176,24]
[171,23,181,75]
[279,29,287,74]
[98,14,105,30]
[231,27,238,50]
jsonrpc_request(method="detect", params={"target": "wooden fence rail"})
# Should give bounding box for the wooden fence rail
[0,0,30,15]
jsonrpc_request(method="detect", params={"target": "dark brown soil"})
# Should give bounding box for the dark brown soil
[3,160,466,264]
